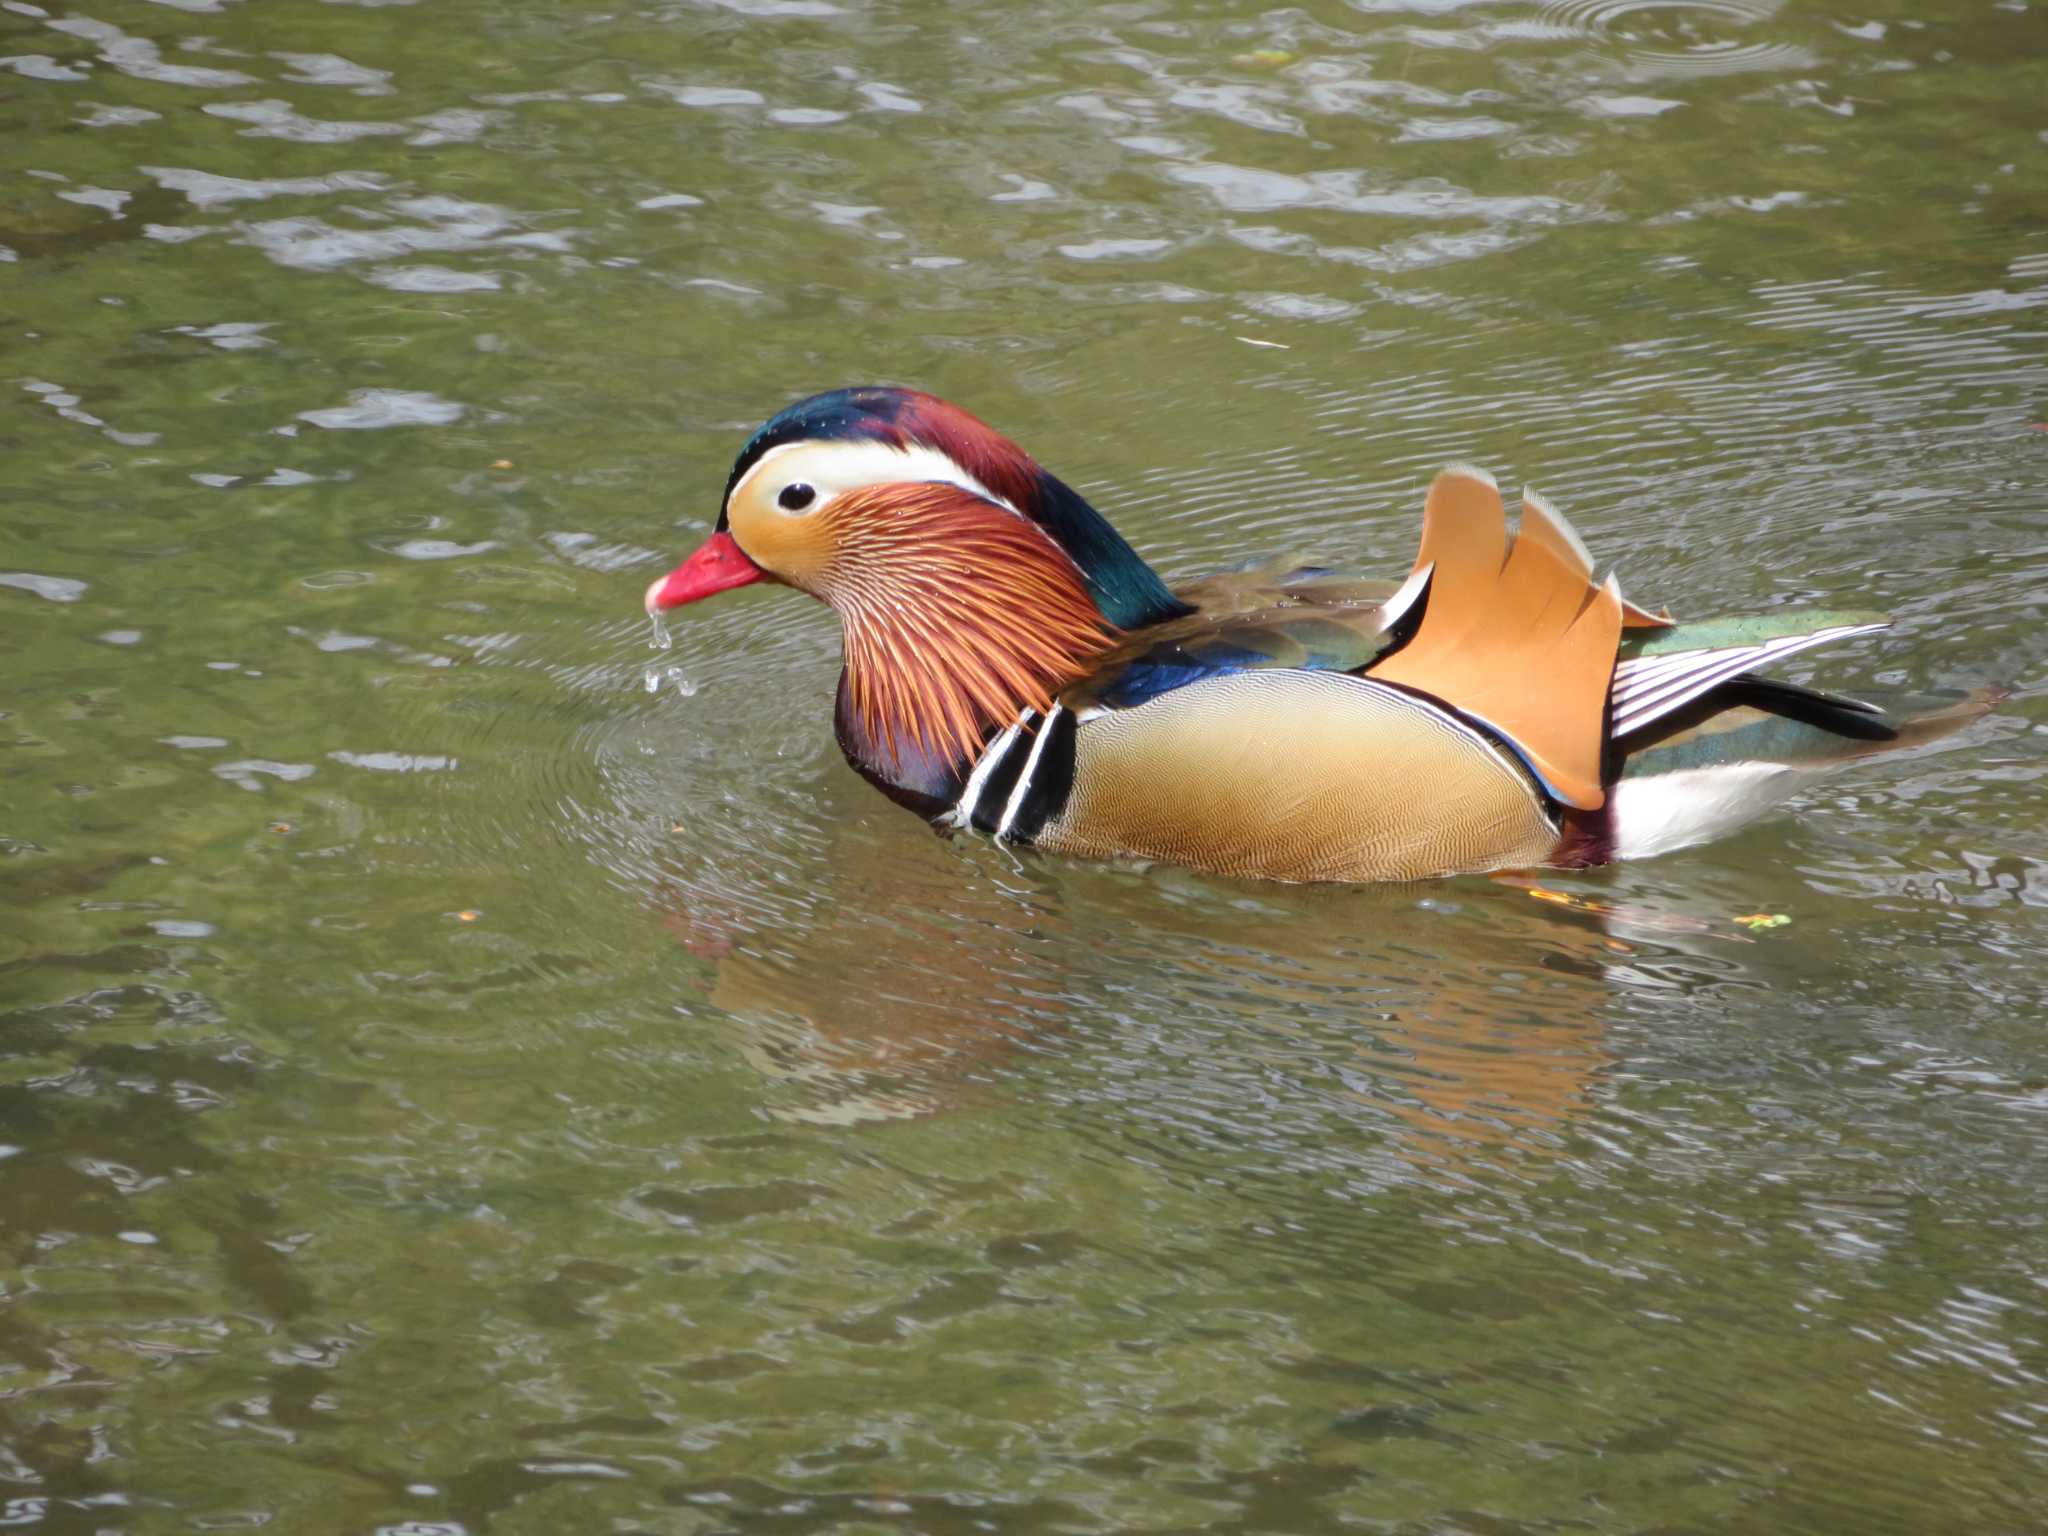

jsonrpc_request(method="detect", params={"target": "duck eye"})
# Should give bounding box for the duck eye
[777,482,817,512]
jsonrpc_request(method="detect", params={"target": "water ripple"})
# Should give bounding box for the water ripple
[3,0,2045,1526]
[1534,0,1814,74]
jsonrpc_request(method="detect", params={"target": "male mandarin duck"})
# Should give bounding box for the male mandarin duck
[644,387,1983,884]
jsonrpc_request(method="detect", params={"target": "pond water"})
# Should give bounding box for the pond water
[4,0,2046,1530]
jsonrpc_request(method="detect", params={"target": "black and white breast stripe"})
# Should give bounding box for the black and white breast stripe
[942,705,1078,844]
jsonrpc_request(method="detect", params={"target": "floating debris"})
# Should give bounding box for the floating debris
[1734,912,1791,931]
[1499,874,1735,937]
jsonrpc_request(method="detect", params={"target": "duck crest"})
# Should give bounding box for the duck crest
[724,386,1190,632]
[820,482,1115,783]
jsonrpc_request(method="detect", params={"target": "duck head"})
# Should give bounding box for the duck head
[645,387,1189,790]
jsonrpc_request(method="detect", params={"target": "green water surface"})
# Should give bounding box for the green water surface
[3,0,2046,1530]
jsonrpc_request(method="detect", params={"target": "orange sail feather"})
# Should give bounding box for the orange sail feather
[1369,468,1622,811]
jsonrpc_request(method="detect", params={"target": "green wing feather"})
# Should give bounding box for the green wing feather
[1618,610,1890,661]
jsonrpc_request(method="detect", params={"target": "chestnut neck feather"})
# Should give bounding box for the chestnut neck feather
[817,483,1116,778]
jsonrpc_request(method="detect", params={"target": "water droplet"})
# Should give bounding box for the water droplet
[648,613,672,652]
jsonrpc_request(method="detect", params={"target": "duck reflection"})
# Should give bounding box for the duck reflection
[654,815,1062,1125]
[654,819,1734,1177]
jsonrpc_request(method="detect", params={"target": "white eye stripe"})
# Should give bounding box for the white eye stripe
[729,439,1019,516]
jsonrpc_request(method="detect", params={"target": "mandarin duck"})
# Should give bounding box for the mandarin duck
[644,387,1983,884]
